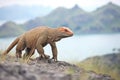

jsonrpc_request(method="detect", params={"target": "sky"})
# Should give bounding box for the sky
[0,0,120,11]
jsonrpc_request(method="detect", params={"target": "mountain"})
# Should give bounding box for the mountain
[24,2,120,34]
[24,4,87,30]
[23,4,94,34]
[0,21,24,37]
[0,2,120,37]
[78,52,120,80]
[0,5,53,21]
[91,2,120,33]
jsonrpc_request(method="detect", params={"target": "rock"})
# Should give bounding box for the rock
[0,55,114,80]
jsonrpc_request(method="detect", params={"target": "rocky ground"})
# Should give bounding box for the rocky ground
[0,55,114,80]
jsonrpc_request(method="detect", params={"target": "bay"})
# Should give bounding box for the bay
[0,34,120,61]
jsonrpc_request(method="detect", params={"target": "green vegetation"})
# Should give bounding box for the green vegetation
[0,2,120,37]
[77,53,120,80]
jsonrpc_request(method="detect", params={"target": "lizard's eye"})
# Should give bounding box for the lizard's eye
[64,29,69,32]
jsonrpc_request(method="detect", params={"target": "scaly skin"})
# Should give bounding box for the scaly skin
[2,26,73,61]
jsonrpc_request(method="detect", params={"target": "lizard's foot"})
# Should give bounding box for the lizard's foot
[37,54,50,60]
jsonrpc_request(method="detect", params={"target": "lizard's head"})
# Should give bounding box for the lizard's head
[57,27,73,38]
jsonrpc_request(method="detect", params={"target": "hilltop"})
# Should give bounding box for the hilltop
[0,2,120,37]
[0,54,113,80]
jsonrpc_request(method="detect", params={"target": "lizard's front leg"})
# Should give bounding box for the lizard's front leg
[50,42,58,61]
[36,45,49,59]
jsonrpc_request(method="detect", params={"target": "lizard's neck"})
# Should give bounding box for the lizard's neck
[47,28,62,42]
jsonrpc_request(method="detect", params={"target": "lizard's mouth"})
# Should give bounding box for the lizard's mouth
[63,33,73,37]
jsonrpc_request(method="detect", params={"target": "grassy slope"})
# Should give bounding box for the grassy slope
[77,53,120,80]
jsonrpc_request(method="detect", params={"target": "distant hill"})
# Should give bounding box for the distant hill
[0,21,24,37]
[0,5,53,21]
[24,4,90,32]
[78,52,120,80]
[0,2,120,37]
[91,2,120,33]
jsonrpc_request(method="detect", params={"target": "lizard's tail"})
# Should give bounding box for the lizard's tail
[2,37,19,55]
